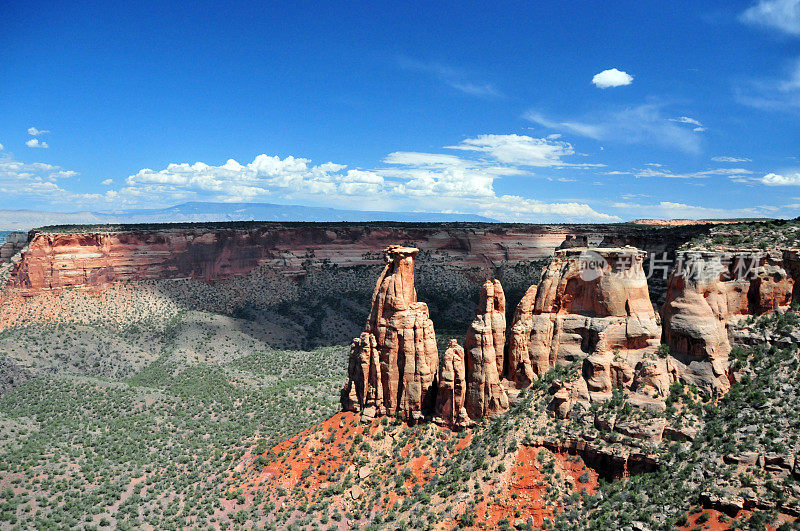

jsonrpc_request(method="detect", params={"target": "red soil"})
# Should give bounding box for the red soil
[473,446,598,529]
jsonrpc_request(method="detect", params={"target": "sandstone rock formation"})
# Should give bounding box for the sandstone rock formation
[465,279,509,420]
[434,339,471,429]
[507,247,661,390]
[660,250,797,394]
[4,224,710,296]
[0,232,27,263]
[341,245,438,422]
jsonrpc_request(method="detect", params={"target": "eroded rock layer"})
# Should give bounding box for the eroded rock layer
[464,279,509,420]
[507,247,661,389]
[341,246,438,422]
[434,339,471,429]
[660,250,797,394]
[5,223,711,297]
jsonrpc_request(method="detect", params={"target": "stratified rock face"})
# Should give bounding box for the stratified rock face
[507,247,661,389]
[660,250,796,394]
[5,224,712,298]
[434,339,471,428]
[465,279,509,420]
[0,232,27,263]
[341,246,438,422]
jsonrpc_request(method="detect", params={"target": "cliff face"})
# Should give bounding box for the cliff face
[0,232,27,263]
[4,223,711,296]
[341,246,439,422]
[507,248,661,390]
[660,250,798,394]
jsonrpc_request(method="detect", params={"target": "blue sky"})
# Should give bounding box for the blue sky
[2,0,800,222]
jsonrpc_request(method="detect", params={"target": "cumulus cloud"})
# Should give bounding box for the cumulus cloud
[122,153,614,222]
[25,138,49,149]
[0,143,3,151]
[0,154,116,210]
[741,0,800,36]
[27,127,50,136]
[761,172,800,185]
[712,156,752,163]
[526,103,703,153]
[591,68,633,88]
[117,135,619,222]
[0,131,627,222]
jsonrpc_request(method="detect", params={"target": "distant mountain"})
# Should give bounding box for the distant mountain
[0,202,497,231]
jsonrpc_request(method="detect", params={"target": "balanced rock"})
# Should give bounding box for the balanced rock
[341,245,439,422]
[465,279,509,420]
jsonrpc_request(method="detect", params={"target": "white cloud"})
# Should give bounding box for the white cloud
[736,57,800,110]
[591,68,633,88]
[741,0,800,36]
[712,156,752,163]
[611,200,774,220]
[27,127,50,136]
[0,132,628,222]
[669,116,703,127]
[0,143,3,151]
[117,139,617,222]
[25,138,49,149]
[668,116,705,132]
[397,57,502,98]
[761,172,800,185]
[445,134,600,167]
[526,103,702,154]
[636,167,753,179]
[0,154,115,210]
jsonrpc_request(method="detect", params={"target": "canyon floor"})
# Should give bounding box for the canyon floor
[0,219,799,529]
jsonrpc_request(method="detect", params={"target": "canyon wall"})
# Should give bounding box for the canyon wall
[4,222,710,297]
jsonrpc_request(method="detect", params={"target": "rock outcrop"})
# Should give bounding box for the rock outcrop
[465,279,509,420]
[660,250,798,394]
[0,232,27,263]
[507,247,661,390]
[341,246,438,422]
[434,339,471,429]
